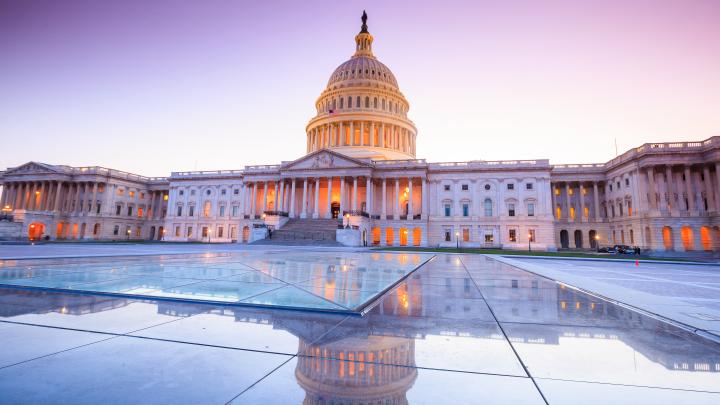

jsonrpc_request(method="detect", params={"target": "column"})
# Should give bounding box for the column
[279,180,286,212]
[74,183,83,214]
[394,178,400,219]
[365,177,372,214]
[647,167,657,210]
[90,183,98,215]
[313,178,320,218]
[290,178,297,218]
[261,182,268,212]
[339,122,345,146]
[579,182,586,221]
[665,166,675,212]
[301,178,308,218]
[565,183,572,220]
[15,183,23,209]
[326,177,333,219]
[250,182,257,217]
[684,166,695,212]
[382,178,387,219]
[360,121,365,145]
[703,166,714,212]
[350,122,355,145]
[593,182,600,220]
[352,177,358,211]
[52,182,61,212]
[339,177,345,215]
[35,181,46,210]
[26,182,36,210]
[421,178,427,219]
[407,178,413,220]
[370,122,376,146]
[0,183,7,207]
[379,123,385,148]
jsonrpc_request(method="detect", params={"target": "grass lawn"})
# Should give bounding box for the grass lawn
[372,246,689,261]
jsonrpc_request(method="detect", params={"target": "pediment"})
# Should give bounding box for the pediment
[4,162,63,176]
[281,149,372,171]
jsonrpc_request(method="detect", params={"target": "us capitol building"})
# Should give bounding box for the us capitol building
[1,13,719,257]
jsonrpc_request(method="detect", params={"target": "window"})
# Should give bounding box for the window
[203,201,211,217]
[137,207,143,218]
[444,204,451,217]
[127,206,133,217]
[526,183,533,190]
[348,96,353,108]
[115,205,122,215]
[96,204,101,214]
[190,190,196,196]
[617,181,620,189]
[179,190,184,196]
[625,178,630,186]
[129,191,135,198]
[484,184,491,191]
[509,229,517,242]
[201,227,209,238]
[484,233,494,243]
[484,199,493,216]
[508,203,515,217]
[219,205,225,217]
[177,206,183,217]
[444,184,451,191]
[221,189,226,195]
[117,188,124,196]
[232,205,239,217]
[527,203,535,216]
[174,226,180,237]
[609,184,613,192]
[206,189,211,196]
[528,229,536,242]
[461,184,468,191]
[507,183,514,190]
[188,206,195,217]
[135,226,141,237]
[234,189,239,195]
[462,203,469,217]
[444,230,451,242]
[217,226,224,238]
[113,225,119,236]
[462,228,470,242]
[139,192,145,199]
[187,226,193,237]
[163,194,168,201]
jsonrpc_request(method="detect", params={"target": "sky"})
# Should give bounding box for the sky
[1,0,719,176]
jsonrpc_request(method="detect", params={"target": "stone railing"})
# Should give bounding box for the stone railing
[171,170,244,178]
[343,210,369,218]
[373,159,427,167]
[429,159,549,170]
[263,210,288,217]
[51,165,168,183]
[244,164,281,172]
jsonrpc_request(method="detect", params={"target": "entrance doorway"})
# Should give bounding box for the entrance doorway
[331,202,340,219]
[560,230,569,249]
[28,222,45,240]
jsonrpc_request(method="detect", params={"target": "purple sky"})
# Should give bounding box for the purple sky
[1,0,719,176]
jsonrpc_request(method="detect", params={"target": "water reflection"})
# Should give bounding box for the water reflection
[1,254,719,401]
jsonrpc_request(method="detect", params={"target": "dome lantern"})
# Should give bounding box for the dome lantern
[354,10,374,58]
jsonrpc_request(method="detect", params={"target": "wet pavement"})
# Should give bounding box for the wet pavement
[0,251,718,404]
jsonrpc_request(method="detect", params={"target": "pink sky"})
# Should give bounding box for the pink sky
[1,0,719,176]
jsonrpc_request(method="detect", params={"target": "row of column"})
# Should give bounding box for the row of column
[551,181,604,221]
[243,176,426,220]
[640,164,720,214]
[307,121,416,155]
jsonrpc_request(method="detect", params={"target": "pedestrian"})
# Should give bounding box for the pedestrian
[268,228,273,239]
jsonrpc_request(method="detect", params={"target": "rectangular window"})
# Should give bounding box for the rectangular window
[232,205,239,217]
[163,194,168,201]
[179,190,184,196]
[113,225,119,236]
[462,228,470,242]
[127,206,133,217]
[201,227,208,237]
[444,184,451,191]
[219,206,226,217]
[527,203,535,216]
[137,207,143,218]
[526,183,533,190]
[444,204,451,217]
[462,204,469,217]
[444,230,451,242]
[190,190,196,196]
[221,189,226,195]
[203,201,211,217]
[139,192,145,199]
[529,229,536,242]
[188,206,194,217]
[187,226,193,237]
[507,183,514,190]
[125,226,131,237]
[461,184,468,191]
[484,233,494,243]
[217,226,224,238]
[175,226,180,237]
[234,189,239,195]
[95,204,101,214]
[177,206,183,217]
[129,191,135,198]
[508,203,515,217]
[115,205,122,215]
[117,188,124,196]
[509,229,517,242]
[625,178,630,186]
[135,226,141,237]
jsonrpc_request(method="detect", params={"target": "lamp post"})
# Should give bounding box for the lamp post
[455,231,460,251]
[345,213,350,229]
[207,228,212,243]
[126,229,131,241]
[528,232,532,252]
[595,234,600,252]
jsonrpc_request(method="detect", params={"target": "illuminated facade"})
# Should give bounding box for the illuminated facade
[1,13,719,256]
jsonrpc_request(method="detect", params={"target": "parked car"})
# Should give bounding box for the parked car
[597,246,616,253]
[613,245,638,254]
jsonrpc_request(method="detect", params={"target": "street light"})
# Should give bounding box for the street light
[528,232,532,252]
[126,229,131,240]
[595,234,600,252]
[455,231,460,251]
[345,213,350,229]
[207,228,212,243]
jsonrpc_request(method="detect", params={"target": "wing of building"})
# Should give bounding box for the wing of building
[1,13,719,258]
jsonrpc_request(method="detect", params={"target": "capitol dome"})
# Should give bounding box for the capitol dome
[305,11,417,161]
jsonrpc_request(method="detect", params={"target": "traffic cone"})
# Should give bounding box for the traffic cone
[635,260,639,267]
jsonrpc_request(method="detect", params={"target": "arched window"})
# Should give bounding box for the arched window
[382,99,386,110]
[484,198,493,217]
[340,97,344,109]
[348,96,352,108]
[356,96,360,108]
[373,97,378,108]
[365,96,370,108]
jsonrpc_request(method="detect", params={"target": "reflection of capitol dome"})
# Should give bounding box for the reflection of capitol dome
[296,335,417,404]
[306,11,418,161]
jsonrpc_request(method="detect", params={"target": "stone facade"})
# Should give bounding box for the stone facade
[1,15,718,256]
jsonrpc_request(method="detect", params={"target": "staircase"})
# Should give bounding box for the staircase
[251,218,343,246]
